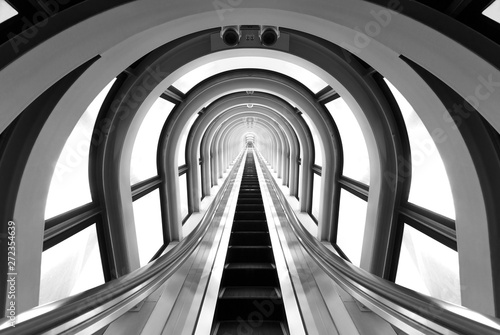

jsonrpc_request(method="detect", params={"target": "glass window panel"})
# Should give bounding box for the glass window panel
[39,224,104,305]
[0,1,17,23]
[301,113,322,166]
[179,173,189,220]
[396,224,461,305]
[311,173,321,222]
[198,158,203,200]
[483,0,500,24]
[45,80,115,219]
[133,189,164,266]
[297,159,303,200]
[172,57,327,94]
[130,98,175,185]
[385,79,455,219]
[177,114,197,166]
[325,99,370,185]
[336,190,368,266]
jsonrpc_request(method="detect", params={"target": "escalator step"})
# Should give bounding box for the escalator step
[235,204,265,212]
[232,220,268,232]
[238,198,264,205]
[212,151,288,334]
[214,321,287,335]
[221,268,279,286]
[220,286,281,299]
[225,246,274,263]
[214,298,285,321]
[225,263,275,270]
[237,193,261,198]
[234,211,267,220]
[230,232,271,246]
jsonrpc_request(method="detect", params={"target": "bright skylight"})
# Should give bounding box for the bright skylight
[311,173,321,221]
[396,224,461,305]
[130,98,175,185]
[45,80,115,219]
[0,1,17,24]
[179,173,189,219]
[177,114,198,166]
[172,57,328,94]
[133,189,164,266]
[301,113,323,166]
[325,98,370,185]
[483,0,500,24]
[39,224,104,305]
[336,189,368,266]
[385,79,455,219]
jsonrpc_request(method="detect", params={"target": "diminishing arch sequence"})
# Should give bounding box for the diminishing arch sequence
[157,70,339,240]
[187,93,303,204]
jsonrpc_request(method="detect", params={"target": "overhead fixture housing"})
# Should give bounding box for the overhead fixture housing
[259,26,280,47]
[220,25,241,46]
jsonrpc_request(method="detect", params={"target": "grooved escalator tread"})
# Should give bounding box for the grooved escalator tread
[219,286,281,299]
[230,231,271,246]
[212,151,288,333]
[214,321,287,335]
[228,245,272,249]
[225,262,276,270]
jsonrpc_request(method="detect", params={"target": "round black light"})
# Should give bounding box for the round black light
[260,28,278,47]
[222,29,240,46]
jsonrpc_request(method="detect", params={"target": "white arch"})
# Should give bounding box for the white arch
[2,0,499,314]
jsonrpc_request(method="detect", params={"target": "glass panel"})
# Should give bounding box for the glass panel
[297,159,303,200]
[130,98,175,185]
[301,113,322,166]
[385,79,455,219]
[311,173,321,222]
[0,1,17,23]
[133,189,164,266]
[39,224,104,305]
[45,80,115,219]
[177,114,197,166]
[198,158,203,200]
[172,57,328,94]
[336,190,368,266]
[483,0,500,24]
[396,224,461,305]
[179,173,189,220]
[325,99,370,185]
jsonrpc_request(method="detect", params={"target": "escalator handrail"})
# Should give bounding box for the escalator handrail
[0,153,244,335]
[258,153,500,335]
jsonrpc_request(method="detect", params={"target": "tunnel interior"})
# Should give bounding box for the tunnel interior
[1,0,500,333]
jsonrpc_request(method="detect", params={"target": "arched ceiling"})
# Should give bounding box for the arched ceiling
[1,0,500,316]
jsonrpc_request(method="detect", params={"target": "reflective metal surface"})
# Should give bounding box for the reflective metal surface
[255,152,307,335]
[259,153,500,335]
[0,155,245,335]
[193,150,247,334]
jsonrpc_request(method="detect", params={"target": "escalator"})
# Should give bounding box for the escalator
[211,150,289,335]
[4,149,500,335]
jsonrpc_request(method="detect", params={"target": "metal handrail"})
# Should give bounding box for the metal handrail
[259,154,500,335]
[0,154,244,335]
